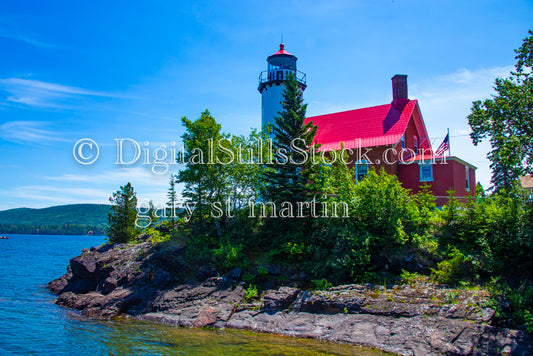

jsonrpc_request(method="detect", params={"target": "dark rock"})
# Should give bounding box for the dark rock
[49,241,533,356]
[224,267,241,282]
[262,287,300,311]
[194,265,218,282]
[193,306,218,327]
[70,253,97,280]
[98,277,117,295]
[47,276,70,294]
[64,278,97,294]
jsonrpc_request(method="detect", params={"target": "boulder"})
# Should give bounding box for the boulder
[262,287,300,311]
[69,253,97,280]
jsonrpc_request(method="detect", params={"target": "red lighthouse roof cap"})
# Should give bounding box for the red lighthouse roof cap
[268,43,295,58]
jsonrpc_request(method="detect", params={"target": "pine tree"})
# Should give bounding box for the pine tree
[167,174,178,238]
[148,200,158,227]
[263,72,319,207]
[107,182,140,243]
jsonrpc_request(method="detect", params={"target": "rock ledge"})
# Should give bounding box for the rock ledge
[48,242,533,356]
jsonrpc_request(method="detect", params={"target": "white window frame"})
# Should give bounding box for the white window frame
[419,164,433,182]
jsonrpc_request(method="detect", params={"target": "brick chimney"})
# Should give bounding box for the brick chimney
[392,74,408,100]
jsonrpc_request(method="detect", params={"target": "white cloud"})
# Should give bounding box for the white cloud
[0,78,131,109]
[409,66,513,189]
[410,66,512,117]
[44,167,171,187]
[0,120,68,144]
[0,78,118,98]
[0,167,177,209]
[0,185,111,208]
[0,24,54,49]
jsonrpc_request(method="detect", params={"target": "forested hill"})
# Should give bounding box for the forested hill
[0,204,110,225]
[0,204,110,235]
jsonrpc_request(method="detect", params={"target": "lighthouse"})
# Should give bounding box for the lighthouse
[258,43,307,129]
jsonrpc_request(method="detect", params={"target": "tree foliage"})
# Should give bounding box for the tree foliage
[262,72,319,207]
[468,30,533,190]
[167,174,178,238]
[176,110,228,233]
[107,182,140,243]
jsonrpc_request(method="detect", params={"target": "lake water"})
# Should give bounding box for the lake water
[0,234,389,355]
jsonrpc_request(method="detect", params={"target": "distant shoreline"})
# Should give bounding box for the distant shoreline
[0,225,106,236]
[0,233,107,237]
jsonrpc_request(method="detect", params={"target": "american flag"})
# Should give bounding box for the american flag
[435,133,449,156]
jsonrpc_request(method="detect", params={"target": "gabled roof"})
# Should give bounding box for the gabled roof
[305,99,427,152]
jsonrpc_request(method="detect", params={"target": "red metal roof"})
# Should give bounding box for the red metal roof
[305,99,418,151]
[270,43,293,56]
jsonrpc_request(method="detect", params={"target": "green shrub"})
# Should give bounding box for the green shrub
[146,227,170,244]
[401,270,427,286]
[431,248,473,286]
[245,284,258,301]
[214,242,244,269]
[487,280,533,331]
[311,278,332,290]
[353,168,415,252]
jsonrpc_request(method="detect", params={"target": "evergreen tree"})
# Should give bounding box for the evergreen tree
[107,182,140,243]
[167,174,178,238]
[148,200,159,227]
[262,72,319,207]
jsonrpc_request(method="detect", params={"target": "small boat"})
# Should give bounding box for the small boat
[0,236,8,239]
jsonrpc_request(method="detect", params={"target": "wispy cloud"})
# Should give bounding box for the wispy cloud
[0,121,68,144]
[0,78,119,97]
[0,33,53,48]
[410,66,513,113]
[0,20,54,49]
[0,185,111,208]
[0,78,127,109]
[0,167,175,210]
[409,65,513,188]
[44,167,171,187]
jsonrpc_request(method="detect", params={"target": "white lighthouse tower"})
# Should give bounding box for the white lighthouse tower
[258,43,307,129]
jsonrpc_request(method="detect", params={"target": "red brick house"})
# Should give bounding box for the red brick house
[305,75,476,206]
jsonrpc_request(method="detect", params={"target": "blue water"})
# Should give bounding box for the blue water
[0,234,388,355]
[0,234,106,355]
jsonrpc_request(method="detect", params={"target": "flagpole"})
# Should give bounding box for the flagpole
[448,127,452,156]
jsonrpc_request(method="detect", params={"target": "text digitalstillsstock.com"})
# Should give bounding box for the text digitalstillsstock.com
[74,137,446,174]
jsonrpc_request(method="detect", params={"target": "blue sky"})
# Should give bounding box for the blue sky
[0,0,532,210]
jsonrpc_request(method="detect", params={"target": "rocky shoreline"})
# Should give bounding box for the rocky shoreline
[47,241,533,355]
